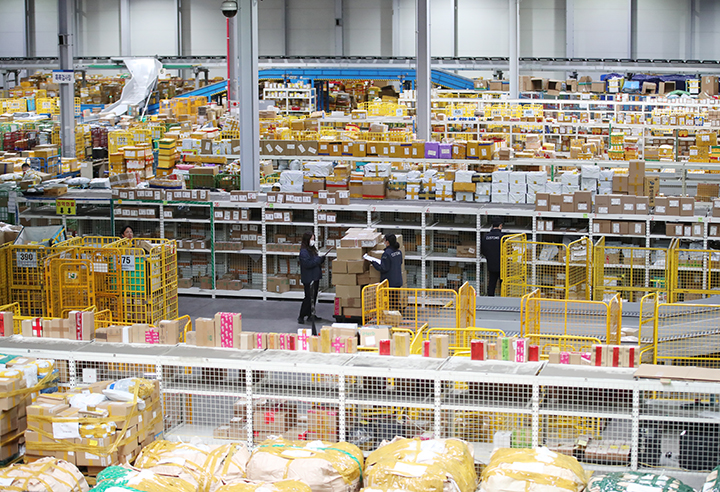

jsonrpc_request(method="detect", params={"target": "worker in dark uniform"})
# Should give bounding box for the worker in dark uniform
[372,234,404,311]
[481,218,504,296]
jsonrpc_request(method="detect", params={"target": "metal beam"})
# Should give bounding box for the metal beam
[335,0,343,56]
[628,0,634,59]
[688,0,697,60]
[237,0,260,191]
[58,0,76,160]
[416,0,430,141]
[24,0,35,58]
[283,0,289,56]
[509,0,519,99]
[119,0,130,56]
[453,0,458,58]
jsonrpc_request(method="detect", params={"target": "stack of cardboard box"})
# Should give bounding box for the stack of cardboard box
[332,228,384,318]
[156,138,178,177]
[25,379,162,469]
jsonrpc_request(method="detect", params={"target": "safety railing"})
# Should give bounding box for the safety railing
[520,289,622,347]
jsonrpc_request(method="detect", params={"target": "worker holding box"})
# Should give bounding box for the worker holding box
[299,232,327,330]
[368,234,404,311]
[481,218,504,296]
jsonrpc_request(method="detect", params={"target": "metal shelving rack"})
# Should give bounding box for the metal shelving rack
[4,336,718,488]
[17,189,720,298]
[262,87,316,115]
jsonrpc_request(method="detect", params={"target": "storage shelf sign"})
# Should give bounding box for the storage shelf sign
[121,255,135,271]
[52,70,74,84]
[56,199,76,216]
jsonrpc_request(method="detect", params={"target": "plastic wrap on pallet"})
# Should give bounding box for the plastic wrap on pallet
[588,472,694,492]
[303,162,333,177]
[363,438,477,492]
[246,438,364,492]
[480,448,588,492]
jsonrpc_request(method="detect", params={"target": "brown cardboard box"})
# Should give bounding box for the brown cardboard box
[560,194,574,213]
[548,194,562,213]
[195,318,215,347]
[628,160,645,185]
[629,222,646,236]
[609,195,623,214]
[679,197,694,216]
[253,403,297,433]
[332,260,347,274]
[267,276,290,293]
[595,195,611,215]
[703,76,719,96]
[574,191,592,213]
[667,197,681,216]
[666,222,683,237]
[337,248,363,261]
[336,285,361,299]
[612,175,628,193]
[634,196,649,215]
[593,220,612,234]
[611,221,629,235]
[654,196,669,215]
[644,176,660,205]
[621,195,635,214]
[535,192,549,211]
[159,319,181,345]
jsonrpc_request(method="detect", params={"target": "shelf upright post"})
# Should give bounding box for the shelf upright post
[433,378,442,439]
[630,385,639,470]
[58,0,76,159]
[476,213,482,294]
[210,201,216,296]
[531,382,539,447]
[262,203,267,301]
[338,372,346,442]
[421,209,427,290]
[246,369,254,448]
[415,0,431,142]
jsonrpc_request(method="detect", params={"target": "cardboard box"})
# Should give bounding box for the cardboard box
[679,197,694,216]
[654,196,669,215]
[267,276,290,293]
[574,191,592,213]
[535,192,549,211]
[358,326,391,348]
[195,318,215,347]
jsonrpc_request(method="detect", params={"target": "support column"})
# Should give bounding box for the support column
[283,0,289,56]
[628,0,634,59]
[335,0,343,56]
[119,0,130,56]
[392,0,400,56]
[227,16,239,102]
[58,0,76,159]
[509,0,519,99]
[25,0,35,58]
[687,0,696,60]
[565,0,574,59]
[237,0,260,191]
[415,0,430,141]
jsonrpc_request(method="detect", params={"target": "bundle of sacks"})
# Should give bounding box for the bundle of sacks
[480,448,588,492]
[587,472,694,492]
[362,437,477,492]
[0,457,89,492]
[247,438,364,492]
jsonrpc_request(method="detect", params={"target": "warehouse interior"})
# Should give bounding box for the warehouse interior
[3,0,720,491]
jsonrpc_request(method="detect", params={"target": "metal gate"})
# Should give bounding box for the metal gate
[44,256,95,317]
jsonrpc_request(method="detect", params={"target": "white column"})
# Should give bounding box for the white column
[392,0,400,56]
[25,0,35,58]
[237,0,260,191]
[415,0,430,141]
[119,0,130,56]
[509,0,519,99]
[58,0,76,159]
[687,0,696,60]
[565,0,574,58]
[228,16,239,102]
[627,0,634,58]
[335,0,343,56]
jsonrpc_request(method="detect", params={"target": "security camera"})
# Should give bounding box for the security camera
[221,0,238,18]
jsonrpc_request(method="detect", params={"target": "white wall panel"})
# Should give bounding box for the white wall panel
[344,0,393,56]
[635,0,689,59]
[34,0,59,57]
[456,0,508,57]
[188,0,225,55]
[430,0,453,56]
[520,0,565,58]
[259,0,286,55]
[78,0,120,57]
[287,0,335,55]
[573,0,628,58]
[697,0,720,60]
[0,0,25,57]
[129,0,177,56]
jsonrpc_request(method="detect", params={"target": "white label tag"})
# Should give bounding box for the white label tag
[52,422,80,439]
[121,255,135,271]
[16,251,37,268]
[0,478,14,486]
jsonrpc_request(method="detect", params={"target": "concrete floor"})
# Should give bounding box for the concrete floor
[178,295,337,333]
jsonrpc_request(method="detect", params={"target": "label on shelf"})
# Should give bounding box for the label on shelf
[52,70,74,84]
[16,251,37,268]
[56,199,76,216]
[121,255,136,271]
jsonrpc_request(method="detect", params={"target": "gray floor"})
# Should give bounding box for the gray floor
[179,295,337,333]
